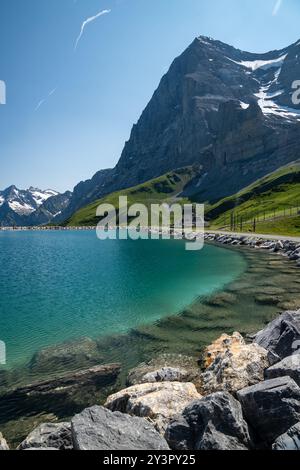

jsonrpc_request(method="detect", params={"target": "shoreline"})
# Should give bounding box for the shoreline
[1,224,299,241]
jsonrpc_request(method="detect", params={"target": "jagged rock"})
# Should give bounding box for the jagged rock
[265,354,300,386]
[71,406,170,450]
[18,423,72,450]
[272,423,300,450]
[237,376,300,445]
[200,332,269,394]
[165,392,251,450]
[30,337,101,372]
[0,433,9,450]
[201,332,246,368]
[105,382,201,433]
[255,310,300,360]
[127,354,200,387]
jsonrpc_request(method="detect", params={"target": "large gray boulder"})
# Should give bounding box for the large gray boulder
[255,310,300,360]
[71,406,170,451]
[0,433,9,450]
[272,423,300,450]
[237,376,300,445]
[18,423,72,450]
[165,392,252,451]
[265,354,300,386]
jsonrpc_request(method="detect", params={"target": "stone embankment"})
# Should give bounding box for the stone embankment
[204,233,300,266]
[1,310,300,451]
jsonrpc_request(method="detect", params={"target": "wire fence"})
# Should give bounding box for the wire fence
[216,201,300,232]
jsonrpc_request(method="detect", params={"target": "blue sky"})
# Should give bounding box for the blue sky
[0,0,300,192]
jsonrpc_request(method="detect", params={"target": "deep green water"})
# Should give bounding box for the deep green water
[0,230,246,369]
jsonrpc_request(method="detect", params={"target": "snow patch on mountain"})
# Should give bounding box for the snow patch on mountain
[29,188,58,207]
[255,85,300,120]
[230,54,288,72]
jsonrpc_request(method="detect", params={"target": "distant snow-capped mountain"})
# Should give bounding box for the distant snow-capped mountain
[0,185,72,226]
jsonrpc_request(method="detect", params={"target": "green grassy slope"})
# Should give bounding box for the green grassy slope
[206,161,300,236]
[64,167,198,227]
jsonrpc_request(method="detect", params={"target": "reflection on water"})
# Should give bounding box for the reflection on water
[0,243,299,447]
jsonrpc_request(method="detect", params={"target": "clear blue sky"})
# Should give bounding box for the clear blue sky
[0,0,300,192]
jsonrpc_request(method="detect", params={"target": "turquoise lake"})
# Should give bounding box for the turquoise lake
[0,231,246,369]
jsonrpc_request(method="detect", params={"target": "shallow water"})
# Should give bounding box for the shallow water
[0,233,299,447]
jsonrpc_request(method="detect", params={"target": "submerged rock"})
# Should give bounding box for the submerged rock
[265,354,300,386]
[204,292,237,308]
[0,433,9,451]
[30,337,101,372]
[1,363,121,400]
[272,423,300,450]
[127,354,200,387]
[18,423,72,450]
[165,392,251,451]
[71,406,169,450]
[255,310,300,360]
[200,332,269,394]
[105,381,201,433]
[237,376,300,445]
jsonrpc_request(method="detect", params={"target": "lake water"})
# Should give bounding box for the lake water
[0,231,246,369]
[1,230,300,447]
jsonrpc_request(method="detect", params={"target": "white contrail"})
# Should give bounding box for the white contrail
[35,88,57,112]
[74,9,111,51]
[272,0,282,16]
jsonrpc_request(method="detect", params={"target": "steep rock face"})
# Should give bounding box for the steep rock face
[57,36,300,222]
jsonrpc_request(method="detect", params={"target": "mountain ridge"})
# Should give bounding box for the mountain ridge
[0,185,72,227]
[2,35,300,227]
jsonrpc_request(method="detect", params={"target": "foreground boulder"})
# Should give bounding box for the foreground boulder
[105,382,201,433]
[18,423,72,450]
[272,423,300,450]
[0,433,9,450]
[255,310,300,360]
[127,354,200,387]
[200,332,269,394]
[265,354,300,386]
[165,392,252,451]
[237,376,300,445]
[71,406,169,450]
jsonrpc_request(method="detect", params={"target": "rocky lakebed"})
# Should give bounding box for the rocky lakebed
[1,308,300,451]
